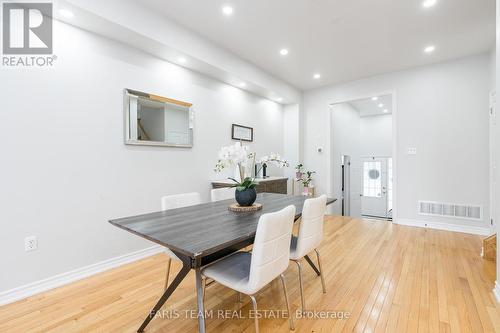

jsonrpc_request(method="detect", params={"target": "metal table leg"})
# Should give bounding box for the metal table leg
[137,255,191,332]
[195,268,206,333]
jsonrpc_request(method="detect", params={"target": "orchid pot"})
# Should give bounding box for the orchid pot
[235,187,257,206]
[303,185,314,196]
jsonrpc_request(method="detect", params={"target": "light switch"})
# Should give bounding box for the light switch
[407,147,417,155]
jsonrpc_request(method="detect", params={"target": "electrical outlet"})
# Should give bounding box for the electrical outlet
[25,236,37,252]
[407,147,417,155]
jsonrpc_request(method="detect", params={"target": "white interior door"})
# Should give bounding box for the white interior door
[361,157,388,218]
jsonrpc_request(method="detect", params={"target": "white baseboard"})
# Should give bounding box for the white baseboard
[394,218,491,236]
[494,281,500,304]
[0,245,163,306]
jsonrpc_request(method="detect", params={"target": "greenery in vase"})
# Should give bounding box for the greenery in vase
[301,170,316,187]
[229,177,259,191]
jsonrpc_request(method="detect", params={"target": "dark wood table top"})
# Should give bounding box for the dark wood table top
[109,193,336,259]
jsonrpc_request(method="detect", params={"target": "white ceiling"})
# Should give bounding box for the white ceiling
[138,0,495,91]
[348,95,393,117]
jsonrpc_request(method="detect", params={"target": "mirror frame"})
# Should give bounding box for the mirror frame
[124,89,194,148]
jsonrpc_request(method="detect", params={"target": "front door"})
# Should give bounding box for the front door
[361,157,388,218]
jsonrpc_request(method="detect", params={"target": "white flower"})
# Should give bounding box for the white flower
[259,153,289,168]
[215,144,289,175]
[214,143,249,172]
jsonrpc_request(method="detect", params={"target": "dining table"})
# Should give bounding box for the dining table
[108,193,336,333]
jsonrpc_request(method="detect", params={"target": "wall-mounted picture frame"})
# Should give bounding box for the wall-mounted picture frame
[231,124,253,142]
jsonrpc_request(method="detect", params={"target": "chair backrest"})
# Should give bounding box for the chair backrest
[248,205,296,292]
[161,192,202,210]
[210,187,235,202]
[294,195,327,258]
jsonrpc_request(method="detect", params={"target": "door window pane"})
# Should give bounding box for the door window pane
[363,161,382,197]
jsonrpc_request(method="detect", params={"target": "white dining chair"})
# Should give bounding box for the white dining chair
[161,192,202,290]
[210,187,235,202]
[201,205,296,332]
[289,195,327,313]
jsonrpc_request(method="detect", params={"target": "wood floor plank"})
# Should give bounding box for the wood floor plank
[0,216,498,333]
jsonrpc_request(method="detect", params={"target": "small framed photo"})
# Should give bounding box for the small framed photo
[231,124,253,142]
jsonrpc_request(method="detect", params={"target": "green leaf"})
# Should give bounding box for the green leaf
[228,177,240,184]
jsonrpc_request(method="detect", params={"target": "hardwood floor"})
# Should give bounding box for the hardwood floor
[1,216,499,332]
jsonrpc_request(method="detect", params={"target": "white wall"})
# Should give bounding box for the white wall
[330,103,361,214]
[283,104,300,193]
[359,115,392,157]
[303,53,491,233]
[0,22,285,292]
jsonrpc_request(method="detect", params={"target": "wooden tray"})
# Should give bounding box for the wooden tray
[228,203,263,212]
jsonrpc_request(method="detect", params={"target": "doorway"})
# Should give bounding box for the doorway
[329,94,395,220]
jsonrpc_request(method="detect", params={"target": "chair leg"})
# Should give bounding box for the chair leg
[314,249,327,294]
[202,277,207,304]
[249,295,259,333]
[279,274,295,331]
[164,257,172,290]
[293,260,306,313]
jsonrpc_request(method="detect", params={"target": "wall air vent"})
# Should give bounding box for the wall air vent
[418,201,482,221]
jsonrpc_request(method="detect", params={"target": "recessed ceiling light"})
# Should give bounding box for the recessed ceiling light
[378,103,384,108]
[178,57,187,64]
[424,45,436,53]
[277,97,283,102]
[239,82,246,88]
[383,109,389,113]
[59,9,74,18]
[313,73,321,79]
[422,0,437,8]
[222,6,233,16]
[280,49,289,56]
[371,96,378,101]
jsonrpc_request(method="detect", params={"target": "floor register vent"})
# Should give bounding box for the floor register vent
[418,201,482,221]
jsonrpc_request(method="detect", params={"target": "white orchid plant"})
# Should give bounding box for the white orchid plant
[214,143,289,191]
[259,153,290,168]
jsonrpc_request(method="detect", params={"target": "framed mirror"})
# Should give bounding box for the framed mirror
[124,89,194,147]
